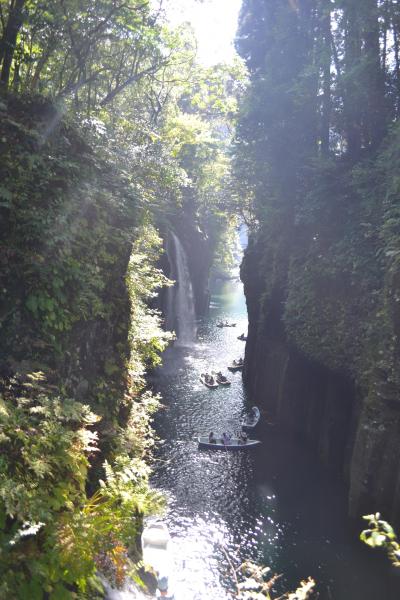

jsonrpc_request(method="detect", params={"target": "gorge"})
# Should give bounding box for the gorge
[234,0,400,532]
[164,231,197,346]
[1,0,400,598]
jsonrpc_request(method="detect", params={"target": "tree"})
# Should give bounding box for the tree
[0,0,26,87]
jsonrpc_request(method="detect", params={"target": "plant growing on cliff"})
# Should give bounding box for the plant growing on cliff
[221,546,315,600]
[236,561,315,600]
[127,224,174,386]
[0,163,173,596]
[360,513,400,568]
[0,371,164,598]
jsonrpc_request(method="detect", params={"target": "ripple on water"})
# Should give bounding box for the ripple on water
[145,279,400,600]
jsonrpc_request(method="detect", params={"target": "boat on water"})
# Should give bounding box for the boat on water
[212,371,231,386]
[200,374,219,388]
[237,333,247,341]
[198,436,261,450]
[216,321,237,328]
[241,406,261,430]
[227,360,244,372]
[141,522,175,599]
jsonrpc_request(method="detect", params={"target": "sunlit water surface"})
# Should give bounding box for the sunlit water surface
[145,279,399,600]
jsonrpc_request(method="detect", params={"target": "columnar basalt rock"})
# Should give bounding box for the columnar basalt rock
[241,233,400,528]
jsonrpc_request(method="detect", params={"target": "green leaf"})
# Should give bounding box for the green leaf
[18,577,44,600]
[0,186,12,202]
[49,583,71,600]
[26,295,38,314]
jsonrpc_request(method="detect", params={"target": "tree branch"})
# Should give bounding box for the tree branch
[58,72,101,98]
[99,59,170,106]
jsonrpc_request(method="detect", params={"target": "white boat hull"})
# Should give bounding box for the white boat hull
[198,436,261,450]
[141,522,174,597]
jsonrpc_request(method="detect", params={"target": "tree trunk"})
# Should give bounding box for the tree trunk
[391,0,400,116]
[362,0,386,148]
[0,0,25,88]
[320,0,332,156]
[343,0,362,158]
[30,39,56,92]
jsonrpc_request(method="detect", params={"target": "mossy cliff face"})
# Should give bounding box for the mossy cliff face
[0,94,134,413]
[175,219,213,316]
[241,138,400,526]
[157,220,213,322]
[0,94,168,596]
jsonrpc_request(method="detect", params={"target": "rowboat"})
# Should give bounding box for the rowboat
[241,406,261,430]
[237,333,247,341]
[227,361,244,372]
[200,374,219,388]
[217,377,231,386]
[198,436,261,450]
[212,371,231,386]
[216,322,237,328]
[141,522,174,598]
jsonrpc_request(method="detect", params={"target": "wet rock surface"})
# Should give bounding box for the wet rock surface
[241,234,400,528]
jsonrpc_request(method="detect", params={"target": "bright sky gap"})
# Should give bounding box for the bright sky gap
[163,0,242,65]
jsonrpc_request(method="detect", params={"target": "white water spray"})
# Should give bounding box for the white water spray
[166,231,196,345]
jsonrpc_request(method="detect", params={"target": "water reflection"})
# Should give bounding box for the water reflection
[150,279,399,600]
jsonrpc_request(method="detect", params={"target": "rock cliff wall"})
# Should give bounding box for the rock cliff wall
[241,224,400,526]
[157,220,213,326]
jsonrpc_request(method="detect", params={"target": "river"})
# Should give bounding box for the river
[149,277,400,600]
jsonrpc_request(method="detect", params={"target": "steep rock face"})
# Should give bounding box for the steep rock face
[0,94,136,419]
[176,221,212,316]
[158,220,213,321]
[241,231,400,526]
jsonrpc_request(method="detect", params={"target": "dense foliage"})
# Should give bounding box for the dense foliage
[228,559,315,600]
[361,513,400,567]
[235,0,400,428]
[0,92,170,594]
[0,372,163,598]
[0,0,245,268]
[233,0,400,526]
[0,0,246,594]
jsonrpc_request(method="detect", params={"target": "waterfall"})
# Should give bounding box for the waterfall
[166,231,196,345]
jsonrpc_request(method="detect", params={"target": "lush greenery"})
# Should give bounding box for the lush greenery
[0,372,164,598]
[0,0,246,271]
[232,561,315,600]
[361,513,400,568]
[0,0,247,595]
[235,0,400,375]
[9,0,399,594]
[235,0,400,519]
[0,95,170,593]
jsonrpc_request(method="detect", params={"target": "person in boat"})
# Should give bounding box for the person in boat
[238,357,244,365]
[209,431,217,444]
[158,575,174,599]
[209,375,216,385]
[239,430,248,444]
[217,371,226,382]
[222,432,231,445]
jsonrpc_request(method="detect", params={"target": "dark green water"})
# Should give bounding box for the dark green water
[150,278,400,600]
